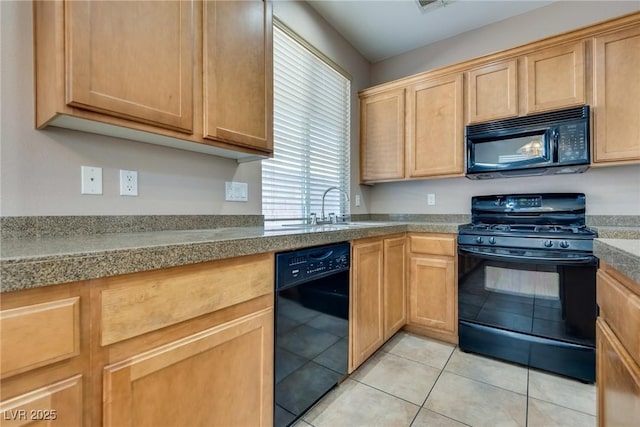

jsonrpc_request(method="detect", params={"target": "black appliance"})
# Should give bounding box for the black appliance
[457,193,598,382]
[274,242,350,427]
[466,106,590,179]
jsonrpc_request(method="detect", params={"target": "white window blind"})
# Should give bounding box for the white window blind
[262,24,351,221]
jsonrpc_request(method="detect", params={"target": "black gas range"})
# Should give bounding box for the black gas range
[457,193,598,382]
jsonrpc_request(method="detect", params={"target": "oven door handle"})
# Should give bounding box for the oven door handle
[458,246,598,265]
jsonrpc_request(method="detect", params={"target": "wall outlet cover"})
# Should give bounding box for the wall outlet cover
[120,170,138,196]
[225,181,248,202]
[81,166,103,195]
[427,193,436,206]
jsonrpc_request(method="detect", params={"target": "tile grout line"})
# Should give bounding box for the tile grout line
[406,345,460,427]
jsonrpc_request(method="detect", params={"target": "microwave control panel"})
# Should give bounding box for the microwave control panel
[556,122,588,163]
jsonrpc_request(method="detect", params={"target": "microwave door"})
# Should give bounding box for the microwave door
[468,129,553,173]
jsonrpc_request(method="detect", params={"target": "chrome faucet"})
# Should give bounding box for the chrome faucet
[320,186,350,224]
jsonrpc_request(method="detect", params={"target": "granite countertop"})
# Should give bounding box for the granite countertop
[3,218,638,293]
[0,221,463,292]
[594,238,640,283]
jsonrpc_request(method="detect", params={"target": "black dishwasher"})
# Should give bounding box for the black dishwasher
[274,242,350,427]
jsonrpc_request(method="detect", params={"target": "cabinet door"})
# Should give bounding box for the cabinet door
[383,237,406,340]
[467,60,518,123]
[593,25,640,163]
[408,255,456,335]
[204,0,273,152]
[524,41,586,114]
[596,319,640,427]
[0,375,83,427]
[407,74,464,178]
[66,1,194,133]
[350,240,384,371]
[360,89,406,182]
[103,308,273,427]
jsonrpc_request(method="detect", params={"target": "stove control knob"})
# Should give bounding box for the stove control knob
[560,240,570,249]
[475,236,484,244]
[488,237,496,245]
[544,240,554,248]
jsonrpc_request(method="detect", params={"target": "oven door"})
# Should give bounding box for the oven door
[457,245,597,382]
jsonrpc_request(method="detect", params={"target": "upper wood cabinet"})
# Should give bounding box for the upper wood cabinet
[360,88,406,182]
[467,41,586,124]
[359,73,464,184]
[593,24,640,164]
[65,1,195,133]
[406,73,464,178]
[524,41,586,113]
[467,59,518,123]
[34,0,273,160]
[203,0,273,152]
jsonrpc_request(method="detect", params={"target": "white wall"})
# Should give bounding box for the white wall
[0,1,371,217]
[368,1,640,216]
[372,1,640,84]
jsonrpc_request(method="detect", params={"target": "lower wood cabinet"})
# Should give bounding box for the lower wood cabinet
[0,282,89,426]
[1,253,274,427]
[406,233,458,344]
[596,263,640,427]
[103,307,273,427]
[350,234,406,371]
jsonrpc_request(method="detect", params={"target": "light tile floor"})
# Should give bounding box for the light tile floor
[297,332,596,427]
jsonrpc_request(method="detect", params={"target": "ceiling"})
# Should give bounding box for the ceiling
[306,0,555,62]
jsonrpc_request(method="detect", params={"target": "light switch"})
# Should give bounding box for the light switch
[225,182,248,202]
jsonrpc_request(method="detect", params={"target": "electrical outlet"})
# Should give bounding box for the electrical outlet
[355,194,361,207]
[119,170,138,196]
[427,193,436,206]
[81,166,103,195]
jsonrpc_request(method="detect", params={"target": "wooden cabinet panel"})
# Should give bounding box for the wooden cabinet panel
[593,25,640,163]
[524,41,586,113]
[66,1,194,132]
[0,375,83,427]
[204,0,273,151]
[360,89,406,182]
[597,270,640,366]
[99,253,273,346]
[596,320,640,427]
[408,256,456,335]
[410,234,456,257]
[383,237,407,340]
[407,74,464,178]
[103,308,273,427]
[350,240,384,371]
[1,298,79,378]
[468,60,518,123]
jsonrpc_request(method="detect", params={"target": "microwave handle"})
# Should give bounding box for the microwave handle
[551,128,559,162]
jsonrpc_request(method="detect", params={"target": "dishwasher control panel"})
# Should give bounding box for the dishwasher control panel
[276,242,350,289]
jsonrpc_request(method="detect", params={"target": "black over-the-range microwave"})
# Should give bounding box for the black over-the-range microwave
[465,105,590,179]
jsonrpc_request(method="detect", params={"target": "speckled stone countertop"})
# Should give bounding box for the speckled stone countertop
[0,221,463,293]
[594,238,640,283]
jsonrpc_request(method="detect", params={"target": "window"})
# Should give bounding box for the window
[262,23,351,222]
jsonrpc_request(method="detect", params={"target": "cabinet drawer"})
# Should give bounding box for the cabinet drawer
[1,298,80,378]
[0,375,83,427]
[410,235,456,256]
[100,253,273,346]
[597,270,640,365]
